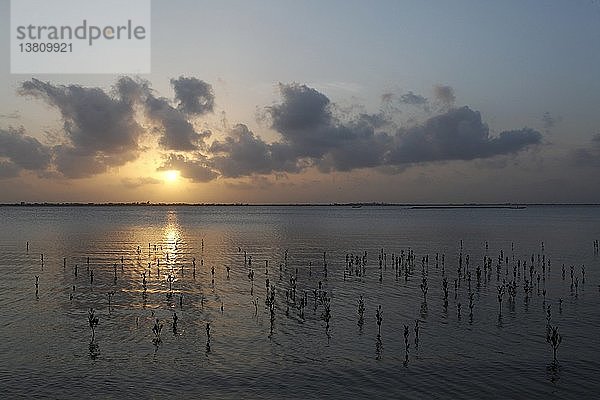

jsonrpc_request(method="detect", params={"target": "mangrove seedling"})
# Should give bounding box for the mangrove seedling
[88,308,99,342]
[376,305,383,335]
[546,324,562,363]
[403,325,410,353]
[420,277,428,301]
[497,285,506,316]
[152,319,163,344]
[442,277,448,307]
[414,320,420,347]
[107,291,115,313]
[357,295,365,327]
[468,292,474,320]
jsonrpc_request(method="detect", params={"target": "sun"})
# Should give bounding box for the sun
[164,170,179,182]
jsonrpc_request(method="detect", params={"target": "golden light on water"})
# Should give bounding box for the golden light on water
[164,224,181,248]
[164,210,181,246]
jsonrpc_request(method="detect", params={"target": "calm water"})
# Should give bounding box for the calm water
[0,205,599,399]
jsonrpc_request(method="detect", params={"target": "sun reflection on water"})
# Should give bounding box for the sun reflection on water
[164,210,182,253]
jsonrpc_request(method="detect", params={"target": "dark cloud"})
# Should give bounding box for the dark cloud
[0,127,52,178]
[0,160,20,178]
[270,83,328,124]
[357,112,391,129]
[19,78,143,177]
[266,83,387,162]
[380,90,429,115]
[158,153,218,182]
[315,120,392,172]
[51,145,108,178]
[114,76,150,106]
[388,107,542,164]
[0,127,51,170]
[209,124,299,177]
[118,76,212,151]
[13,78,543,184]
[200,84,540,179]
[18,77,213,177]
[433,84,455,106]
[170,77,214,115]
[145,94,211,151]
[115,76,211,151]
[268,83,332,153]
[399,91,428,105]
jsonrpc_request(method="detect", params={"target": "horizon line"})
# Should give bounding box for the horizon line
[1,202,600,207]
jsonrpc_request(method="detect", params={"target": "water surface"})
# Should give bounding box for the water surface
[0,205,599,399]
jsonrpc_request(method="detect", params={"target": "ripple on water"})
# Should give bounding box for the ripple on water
[0,205,599,399]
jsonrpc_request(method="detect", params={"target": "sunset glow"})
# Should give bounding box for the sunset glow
[164,170,179,183]
[1,1,599,204]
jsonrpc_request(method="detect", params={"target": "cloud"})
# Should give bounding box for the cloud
[388,106,542,164]
[0,161,20,178]
[116,76,212,151]
[380,90,430,115]
[268,83,332,143]
[19,78,143,177]
[264,83,395,170]
[209,124,300,177]
[433,84,456,107]
[0,127,52,178]
[571,134,600,166]
[270,84,539,170]
[224,175,280,190]
[170,76,215,115]
[13,78,544,184]
[198,84,541,178]
[144,94,211,151]
[18,77,214,177]
[158,153,218,182]
[121,176,162,188]
[399,91,428,105]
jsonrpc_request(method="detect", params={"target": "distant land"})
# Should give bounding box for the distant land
[1,202,599,207]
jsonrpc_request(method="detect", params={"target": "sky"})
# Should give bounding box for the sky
[1,0,600,203]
